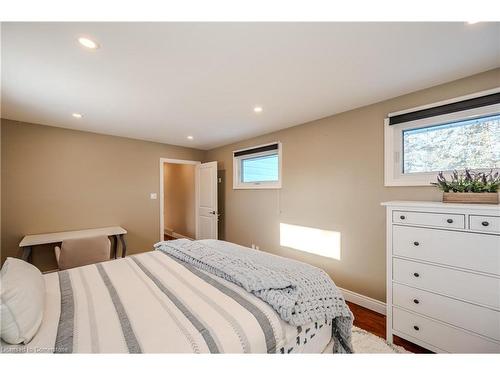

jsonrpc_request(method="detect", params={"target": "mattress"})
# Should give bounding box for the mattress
[1,251,333,354]
[277,319,333,354]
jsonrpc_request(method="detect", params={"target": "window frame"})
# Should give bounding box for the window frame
[233,142,282,189]
[384,88,500,187]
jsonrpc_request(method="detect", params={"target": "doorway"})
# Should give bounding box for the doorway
[159,158,219,242]
[162,160,197,241]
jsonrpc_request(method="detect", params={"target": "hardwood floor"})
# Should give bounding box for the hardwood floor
[346,301,433,353]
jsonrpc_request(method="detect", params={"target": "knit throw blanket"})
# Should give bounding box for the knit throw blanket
[154,239,353,353]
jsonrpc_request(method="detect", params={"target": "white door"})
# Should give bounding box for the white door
[196,161,218,239]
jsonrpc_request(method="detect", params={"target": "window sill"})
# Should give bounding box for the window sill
[233,183,282,190]
[385,169,500,187]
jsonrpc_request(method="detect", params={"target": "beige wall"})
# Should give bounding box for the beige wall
[206,68,500,302]
[164,163,196,238]
[2,68,499,300]
[1,119,204,271]
[0,121,2,258]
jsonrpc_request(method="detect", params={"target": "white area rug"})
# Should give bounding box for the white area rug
[323,326,410,354]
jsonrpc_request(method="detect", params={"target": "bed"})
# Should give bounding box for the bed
[1,240,352,354]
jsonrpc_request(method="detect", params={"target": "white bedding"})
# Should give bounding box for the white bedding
[1,251,333,353]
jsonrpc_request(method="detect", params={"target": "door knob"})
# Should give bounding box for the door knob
[210,211,216,215]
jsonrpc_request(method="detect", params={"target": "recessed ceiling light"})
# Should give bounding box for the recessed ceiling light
[254,106,263,113]
[467,21,480,25]
[187,135,194,140]
[72,113,83,119]
[78,37,99,49]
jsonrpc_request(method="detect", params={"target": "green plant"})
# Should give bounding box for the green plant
[431,169,500,193]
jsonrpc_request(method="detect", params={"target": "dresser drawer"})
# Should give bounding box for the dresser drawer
[393,210,465,229]
[393,258,500,309]
[393,225,500,275]
[393,307,500,353]
[470,215,500,234]
[393,283,500,341]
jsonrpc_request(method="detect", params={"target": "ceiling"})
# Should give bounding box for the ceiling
[2,22,499,150]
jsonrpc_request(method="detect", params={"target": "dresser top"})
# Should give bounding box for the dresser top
[381,200,500,212]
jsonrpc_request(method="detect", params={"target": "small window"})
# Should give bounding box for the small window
[385,89,500,186]
[233,142,282,189]
[241,154,279,182]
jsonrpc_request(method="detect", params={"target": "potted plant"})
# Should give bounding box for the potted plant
[431,169,500,204]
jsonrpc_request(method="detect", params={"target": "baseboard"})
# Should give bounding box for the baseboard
[338,287,386,315]
[164,229,194,241]
[172,232,194,240]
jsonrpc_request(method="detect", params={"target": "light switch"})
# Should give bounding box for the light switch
[150,193,157,200]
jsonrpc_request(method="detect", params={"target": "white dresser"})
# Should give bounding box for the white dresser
[382,201,500,353]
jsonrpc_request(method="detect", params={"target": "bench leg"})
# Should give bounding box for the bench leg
[119,234,127,258]
[21,246,33,263]
[111,235,118,259]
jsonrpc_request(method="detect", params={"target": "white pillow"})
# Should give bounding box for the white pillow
[1,257,45,344]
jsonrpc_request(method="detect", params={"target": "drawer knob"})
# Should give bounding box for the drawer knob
[413,272,420,278]
[413,299,420,304]
[446,218,453,224]
[413,241,420,246]
[413,325,420,331]
[482,221,490,227]
[400,215,406,220]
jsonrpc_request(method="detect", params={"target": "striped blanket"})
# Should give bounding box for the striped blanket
[156,239,353,353]
[1,250,336,353]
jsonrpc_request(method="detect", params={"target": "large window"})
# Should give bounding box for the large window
[233,142,282,189]
[403,114,500,174]
[385,89,500,186]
